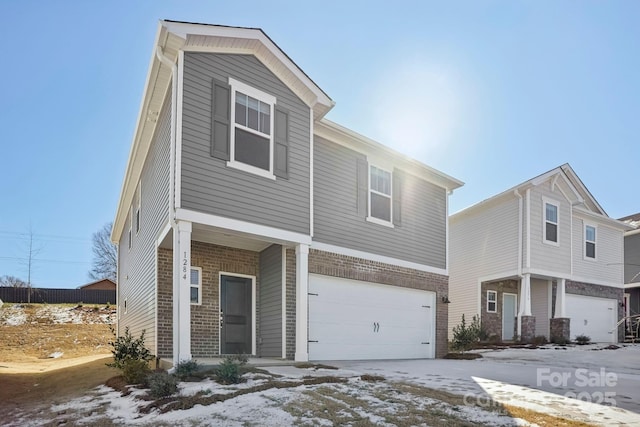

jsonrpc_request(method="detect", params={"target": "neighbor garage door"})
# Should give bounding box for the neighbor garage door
[308,274,435,360]
[565,294,617,343]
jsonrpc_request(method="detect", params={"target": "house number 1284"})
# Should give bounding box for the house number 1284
[182,252,188,280]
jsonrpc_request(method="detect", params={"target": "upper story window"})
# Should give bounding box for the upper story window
[190,267,202,305]
[544,201,559,245]
[368,165,392,225]
[585,224,596,259]
[487,290,497,313]
[229,78,276,179]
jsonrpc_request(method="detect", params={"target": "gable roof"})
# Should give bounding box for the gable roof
[452,163,629,229]
[619,212,640,229]
[112,20,335,242]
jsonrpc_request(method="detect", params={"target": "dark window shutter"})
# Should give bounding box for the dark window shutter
[393,169,402,226]
[274,106,289,179]
[357,158,368,217]
[211,79,231,160]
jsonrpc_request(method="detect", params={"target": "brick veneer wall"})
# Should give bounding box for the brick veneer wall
[308,249,450,358]
[480,280,519,340]
[285,249,296,360]
[156,242,260,359]
[566,280,624,342]
[157,248,173,358]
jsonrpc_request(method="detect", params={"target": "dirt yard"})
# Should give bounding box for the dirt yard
[0,303,118,422]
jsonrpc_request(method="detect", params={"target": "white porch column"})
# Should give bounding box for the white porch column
[555,278,566,318]
[295,244,309,362]
[519,273,532,316]
[173,220,192,364]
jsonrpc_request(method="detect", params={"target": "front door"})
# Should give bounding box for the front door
[503,293,517,341]
[220,275,253,355]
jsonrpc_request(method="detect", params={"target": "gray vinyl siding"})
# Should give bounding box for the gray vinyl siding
[259,244,282,357]
[448,194,520,337]
[118,89,172,352]
[181,53,310,234]
[530,278,550,338]
[624,233,640,284]
[313,137,446,268]
[572,216,624,284]
[528,185,571,274]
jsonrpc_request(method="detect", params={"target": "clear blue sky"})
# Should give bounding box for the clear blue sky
[1,1,638,288]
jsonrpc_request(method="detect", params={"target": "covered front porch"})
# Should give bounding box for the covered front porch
[156,213,312,368]
[481,273,571,343]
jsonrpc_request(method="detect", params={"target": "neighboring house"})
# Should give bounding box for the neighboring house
[79,279,117,291]
[448,164,631,344]
[619,213,640,341]
[111,20,463,367]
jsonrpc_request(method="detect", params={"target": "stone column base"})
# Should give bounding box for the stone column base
[520,315,536,343]
[550,318,570,343]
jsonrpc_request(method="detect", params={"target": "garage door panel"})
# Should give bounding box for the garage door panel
[309,274,435,360]
[565,294,617,343]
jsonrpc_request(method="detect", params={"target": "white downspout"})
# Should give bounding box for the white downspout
[155,46,179,365]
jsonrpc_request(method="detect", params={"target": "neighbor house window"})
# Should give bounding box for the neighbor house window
[487,290,497,313]
[229,78,275,178]
[368,165,392,224]
[585,224,596,259]
[190,267,202,305]
[544,201,559,244]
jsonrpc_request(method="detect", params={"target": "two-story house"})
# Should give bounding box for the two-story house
[448,164,631,344]
[111,20,463,367]
[620,213,640,340]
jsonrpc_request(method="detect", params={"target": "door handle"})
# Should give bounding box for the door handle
[373,322,380,332]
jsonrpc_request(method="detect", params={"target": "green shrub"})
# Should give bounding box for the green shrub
[575,334,591,345]
[148,371,179,398]
[107,326,154,371]
[107,326,155,384]
[532,335,548,345]
[122,359,151,384]
[551,335,570,345]
[174,359,200,380]
[216,354,248,384]
[451,314,481,353]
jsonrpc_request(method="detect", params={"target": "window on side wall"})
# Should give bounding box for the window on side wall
[585,224,596,259]
[544,202,559,244]
[229,78,276,179]
[368,165,392,225]
[487,290,497,313]
[190,267,202,305]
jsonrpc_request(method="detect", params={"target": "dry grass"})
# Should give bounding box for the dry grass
[0,303,114,362]
[503,404,597,427]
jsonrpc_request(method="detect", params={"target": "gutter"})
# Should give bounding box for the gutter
[155,45,180,366]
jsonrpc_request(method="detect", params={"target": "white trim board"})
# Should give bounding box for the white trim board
[175,208,312,246]
[311,241,448,276]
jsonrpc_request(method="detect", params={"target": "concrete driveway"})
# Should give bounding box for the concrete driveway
[328,344,640,425]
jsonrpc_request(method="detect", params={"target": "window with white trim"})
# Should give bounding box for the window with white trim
[585,224,596,259]
[487,290,497,313]
[369,165,392,223]
[229,78,275,178]
[190,267,202,305]
[544,201,559,244]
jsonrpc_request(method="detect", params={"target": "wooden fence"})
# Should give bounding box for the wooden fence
[0,287,115,305]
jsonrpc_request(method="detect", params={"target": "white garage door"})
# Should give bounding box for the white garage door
[565,294,617,343]
[308,274,435,360]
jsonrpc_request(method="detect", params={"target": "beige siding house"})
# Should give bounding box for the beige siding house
[449,164,631,343]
